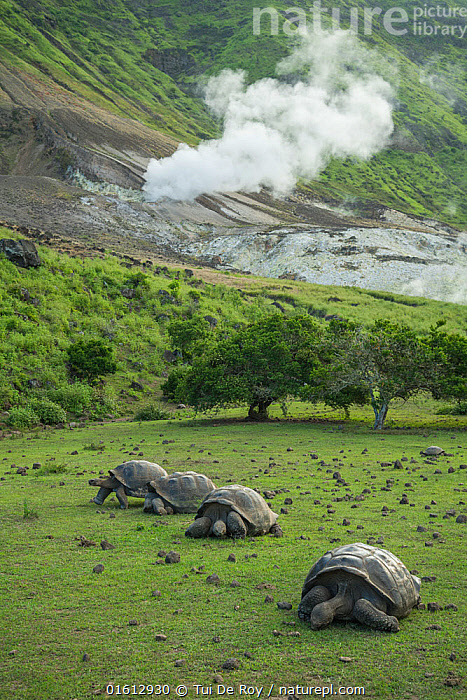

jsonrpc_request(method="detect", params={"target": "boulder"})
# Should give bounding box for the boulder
[0,239,41,268]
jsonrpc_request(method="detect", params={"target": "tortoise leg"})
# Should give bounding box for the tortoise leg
[310,581,353,630]
[143,494,155,513]
[185,517,212,538]
[226,511,247,539]
[352,599,400,633]
[148,497,167,515]
[298,586,331,622]
[211,519,227,537]
[115,485,128,510]
[92,486,113,505]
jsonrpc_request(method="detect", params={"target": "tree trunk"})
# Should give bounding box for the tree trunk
[248,403,259,420]
[248,399,272,420]
[373,403,389,430]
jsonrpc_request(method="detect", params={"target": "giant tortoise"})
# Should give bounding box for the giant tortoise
[421,446,445,456]
[298,542,421,632]
[185,484,282,539]
[89,460,167,509]
[143,471,216,515]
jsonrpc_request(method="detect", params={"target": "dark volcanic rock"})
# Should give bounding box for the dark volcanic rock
[0,239,41,268]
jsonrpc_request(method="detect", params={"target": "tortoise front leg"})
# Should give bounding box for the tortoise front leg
[91,486,113,505]
[352,599,400,633]
[150,497,167,516]
[143,494,155,513]
[185,516,212,538]
[298,586,331,622]
[143,494,167,514]
[226,511,247,539]
[310,581,353,630]
[115,485,128,510]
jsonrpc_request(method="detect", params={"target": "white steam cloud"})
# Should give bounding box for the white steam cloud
[143,31,394,202]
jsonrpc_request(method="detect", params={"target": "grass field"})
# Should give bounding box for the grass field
[1,403,466,699]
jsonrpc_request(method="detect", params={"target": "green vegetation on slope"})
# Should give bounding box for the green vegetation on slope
[0,1,466,222]
[1,227,466,423]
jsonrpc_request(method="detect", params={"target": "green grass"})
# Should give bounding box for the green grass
[0,1,467,223]
[0,405,466,699]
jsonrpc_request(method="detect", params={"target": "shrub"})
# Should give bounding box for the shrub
[35,462,68,475]
[188,289,201,302]
[437,401,467,416]
[83,442,103,451]
[47,382,94,413]
[168,279,181,298]
[88,387,119,419]
[134,403,170,421]
[161,365,191,400]
[66,339,117,382]
[23,500,39,520]
[29,398,66,425]
[6,406,39,429]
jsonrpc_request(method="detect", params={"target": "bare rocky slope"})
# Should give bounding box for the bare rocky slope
[0,61,466,304]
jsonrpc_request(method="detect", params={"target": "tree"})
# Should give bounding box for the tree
[301,320,369,417]
[67,339,117,383]
[304,319,435,429]
[165,315,321,419]
[167,315,213,361]
[427,321,467,409]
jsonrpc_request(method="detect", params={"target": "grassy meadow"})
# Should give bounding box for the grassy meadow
[1,404,466,699]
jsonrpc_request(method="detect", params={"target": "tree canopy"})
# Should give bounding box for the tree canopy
[304,319,437,429]
[163,314,467,428]
[163,314,321,419]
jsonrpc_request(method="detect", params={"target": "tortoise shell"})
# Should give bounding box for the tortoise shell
[302,543,421,618]
[421,446,445,456]
[196,484,278,536]
[110,461,167,498]
[148,471,216,513]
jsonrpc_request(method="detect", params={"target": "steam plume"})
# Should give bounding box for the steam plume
[143,31,394,202]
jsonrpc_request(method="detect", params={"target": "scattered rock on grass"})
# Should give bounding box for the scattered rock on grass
[444,672,461,687]
[165,551,180,564]
[427,602,443,612]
